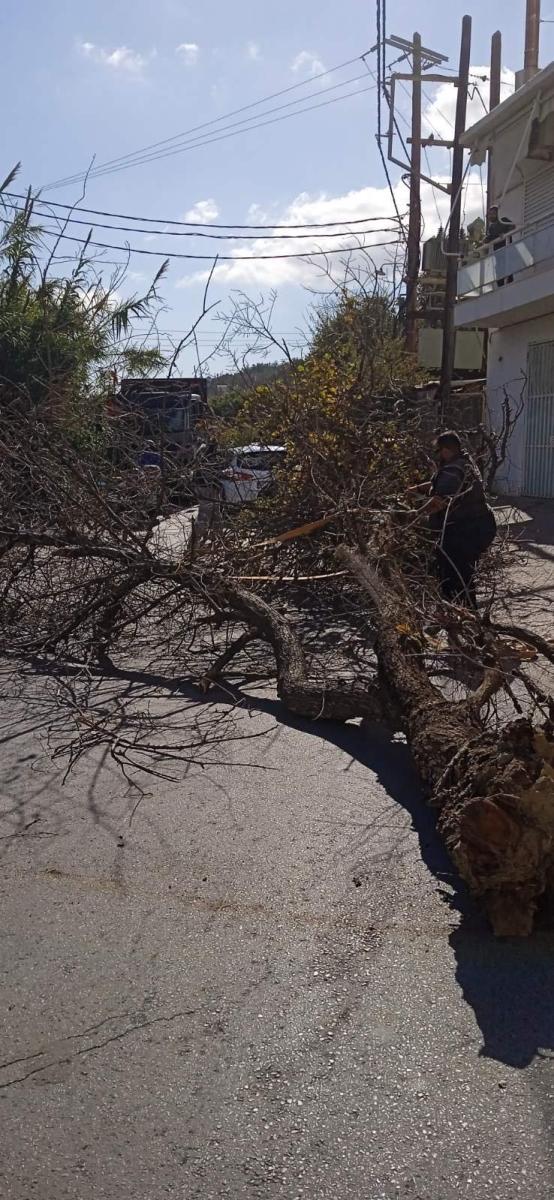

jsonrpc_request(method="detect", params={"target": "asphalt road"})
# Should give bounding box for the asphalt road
[1,507,554,1199]
[1,674,553,1200]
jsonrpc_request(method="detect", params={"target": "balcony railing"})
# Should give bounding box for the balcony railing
[457,214,554,300]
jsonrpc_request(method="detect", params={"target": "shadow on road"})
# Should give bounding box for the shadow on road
[192,678,554,1070]
[10,653,554,1069]
[227,684,554,1070]
[512,499,554,550]
[450,926,554,1068]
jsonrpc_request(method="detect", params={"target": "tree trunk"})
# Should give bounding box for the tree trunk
[213,557,554,936]
[336,547,554,937]
[221,582,389,723]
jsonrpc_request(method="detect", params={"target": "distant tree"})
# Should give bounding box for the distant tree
[208,360,296,421]
[308,289,415,396]
[0,168,167,448]
[217,283,422,508]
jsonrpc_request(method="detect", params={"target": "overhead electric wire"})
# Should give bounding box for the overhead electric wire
[363,45,407,241]
[44,52,371,191]
[4,190,403,231]
[396,77,453,146]
[3,199,399,243]
[124,328,307,338]
[438,64,490,82]
[43,82,377,190]
[31,226,402,262]
[381,0,387,83]
[376,0,382,149]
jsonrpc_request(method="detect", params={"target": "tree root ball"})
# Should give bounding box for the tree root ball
[436,721,554,936]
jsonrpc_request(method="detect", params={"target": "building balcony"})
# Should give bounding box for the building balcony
[455,216,554,329]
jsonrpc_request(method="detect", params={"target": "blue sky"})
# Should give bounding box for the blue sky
[4,0,554,371]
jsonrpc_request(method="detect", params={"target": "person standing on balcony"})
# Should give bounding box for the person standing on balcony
[485,206,515,285]
[484,205,515,245]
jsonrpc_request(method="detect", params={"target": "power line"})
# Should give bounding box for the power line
[127,326,307,335]
[45,53,367,189]
[3,200,399,243]
[44,82,377,189]
[44,53,370,191]
[4,190,403,231]
[32,226,402,262]
[382,0,387,82]
[364,45,408,242]
[439,64,490,82]
[376,0,382,148]
[396,77,453,143]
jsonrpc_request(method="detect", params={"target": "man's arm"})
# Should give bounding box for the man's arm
[407,480,433,495]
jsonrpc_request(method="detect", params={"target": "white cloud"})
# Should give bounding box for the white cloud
[78,41,149,73]
[144,225,170,243]
[173,73,510,295]
[176,42,199,66]
[422,66,515,142]
[246,41,261,61]
[183,198,219,223]
[174,169,487,294]
[175,185,407,292]
[247,202,271,224]
[291,50,325,77]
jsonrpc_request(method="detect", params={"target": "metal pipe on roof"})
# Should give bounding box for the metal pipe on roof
[524,0,540,74]
[516,0,541,87]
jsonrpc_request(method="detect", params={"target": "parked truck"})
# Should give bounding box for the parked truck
[114,377,209,457]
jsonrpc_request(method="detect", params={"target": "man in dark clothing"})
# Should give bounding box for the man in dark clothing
[484,205,515,245]
[484,205,515,286]
[410,431,497,608]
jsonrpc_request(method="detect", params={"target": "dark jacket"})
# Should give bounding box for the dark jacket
[484,216,515,245]
[430,453,495,547]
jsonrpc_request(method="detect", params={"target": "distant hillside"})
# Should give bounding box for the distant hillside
[207,359,298,416]
[208,359,294,394]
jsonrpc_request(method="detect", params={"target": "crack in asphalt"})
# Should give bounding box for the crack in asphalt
[0,1008,199,1090]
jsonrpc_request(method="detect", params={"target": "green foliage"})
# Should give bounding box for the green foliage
[208,360,295,420]
[217,285,425,541]
[0,168,168,448]
[308,290,417,396]
[223,288,420,454]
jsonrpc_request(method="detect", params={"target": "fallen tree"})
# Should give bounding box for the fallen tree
[1,197,553,936]
[196,553,553,938]
[2,443,554,934]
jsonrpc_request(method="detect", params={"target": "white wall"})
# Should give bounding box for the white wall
[489,109,554,228]
[419,327,484,371]
[489,118,527,225]
[487,313,554,494]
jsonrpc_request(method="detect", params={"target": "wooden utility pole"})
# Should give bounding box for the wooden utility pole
[405,32,422,356]
[487,30,502,210]
[439,15,472,412]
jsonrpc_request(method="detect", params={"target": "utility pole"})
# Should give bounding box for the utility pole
[380,32,449,350]
[439,14,472,412]
[405,32,422,356]
[487,30,502,210]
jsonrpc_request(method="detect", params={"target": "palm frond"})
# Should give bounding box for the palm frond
[0,163,21,197]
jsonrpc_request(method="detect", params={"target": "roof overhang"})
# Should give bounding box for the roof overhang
[460,60,554,150]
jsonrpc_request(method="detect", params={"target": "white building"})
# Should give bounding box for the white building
[455,62,554,497]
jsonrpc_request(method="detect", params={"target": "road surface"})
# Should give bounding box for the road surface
[1,512,554,1199]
